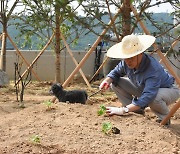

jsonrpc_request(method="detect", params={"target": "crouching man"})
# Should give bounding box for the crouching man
[99,34,180,126]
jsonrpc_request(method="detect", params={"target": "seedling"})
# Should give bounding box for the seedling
[97,104,106,116]
[43,100,53,110]
[30,135,41,144]
[102,122,112,135]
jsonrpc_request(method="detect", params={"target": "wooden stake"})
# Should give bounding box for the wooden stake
[60,33,91,88]
[89,56,109,83]
[160,100,180,125]
[62,5,124,88]
[0,33,6,69]
[6,33,41,82]
[159,38,180,63]
[15,33,55,85]
[89,36,122,83]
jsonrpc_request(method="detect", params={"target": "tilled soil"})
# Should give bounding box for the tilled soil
[0,81,179,154]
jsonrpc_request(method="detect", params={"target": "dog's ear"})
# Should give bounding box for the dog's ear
[57,83,63,89]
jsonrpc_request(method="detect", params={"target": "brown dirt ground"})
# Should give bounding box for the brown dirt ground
[0,80,179,154]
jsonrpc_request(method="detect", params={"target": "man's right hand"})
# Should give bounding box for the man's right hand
[99,80,110,90]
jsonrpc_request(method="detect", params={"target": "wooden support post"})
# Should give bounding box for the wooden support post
[130,4,180,86]
[89,35,122,83]
[15,33,55,85]
[6,33,41,82]
[0,33,6,69]
[160,100,180,125]
[89,56,109,83]
[62,5,123,88]
[60,33,92,89]
[159,38,180,63]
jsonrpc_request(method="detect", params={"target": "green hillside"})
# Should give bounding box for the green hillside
[0,13,174,51]
[72,13,174,50]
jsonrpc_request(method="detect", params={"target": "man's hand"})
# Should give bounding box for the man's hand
[106,107,126,115]
[99,80,110,90]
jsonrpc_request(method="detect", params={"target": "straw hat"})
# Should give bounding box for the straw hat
[107,34,155,59]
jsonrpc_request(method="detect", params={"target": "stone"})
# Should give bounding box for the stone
[0,69,9,86]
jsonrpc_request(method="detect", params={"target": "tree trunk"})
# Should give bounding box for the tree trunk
[0,9,7,71]
[54,2,61,83]
[122,0,131,36]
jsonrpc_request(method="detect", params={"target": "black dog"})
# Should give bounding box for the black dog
[50,83,88,104]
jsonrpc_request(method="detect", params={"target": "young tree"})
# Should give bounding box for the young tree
[15,0,93,82]
[0,0,20,71]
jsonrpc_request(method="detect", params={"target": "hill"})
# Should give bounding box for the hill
[0,13,174,50]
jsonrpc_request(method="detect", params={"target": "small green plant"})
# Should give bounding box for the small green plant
[43,100,53,110]
[30,135,41,144]
[97,104,106,116]
[102,122,112,135]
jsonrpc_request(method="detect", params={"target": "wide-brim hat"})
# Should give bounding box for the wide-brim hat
[107,34,156,59]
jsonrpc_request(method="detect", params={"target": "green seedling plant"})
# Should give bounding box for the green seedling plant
[102,122,112,135]
[43,100,53,110]
[30,135,41,144]
[97,104,106,116]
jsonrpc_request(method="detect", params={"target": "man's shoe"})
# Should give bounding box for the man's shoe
[156,119,171,127]
[133,109,145,115]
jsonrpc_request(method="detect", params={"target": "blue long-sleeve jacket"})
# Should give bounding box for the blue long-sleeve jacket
[107,53,175,107]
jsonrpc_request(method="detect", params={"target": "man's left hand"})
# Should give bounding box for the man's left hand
[106,107,125,115]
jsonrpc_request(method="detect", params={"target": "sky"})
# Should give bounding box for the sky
[71,0,175,15]
[146,0,175,13]
[8,0,175,14]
